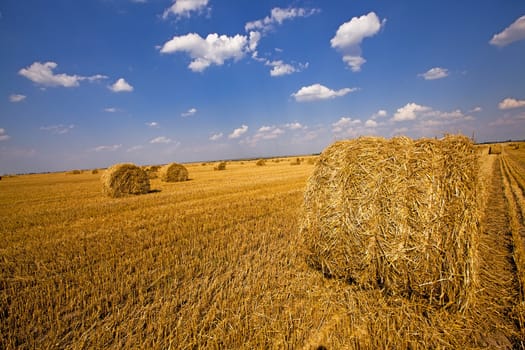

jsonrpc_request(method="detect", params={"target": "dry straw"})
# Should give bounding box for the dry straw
[159,163,189,182]
[214,162,227,171]
[301,135,480,311]
[101,163,150,198]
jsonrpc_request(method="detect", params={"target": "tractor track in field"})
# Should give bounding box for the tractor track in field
[498,150,525,345]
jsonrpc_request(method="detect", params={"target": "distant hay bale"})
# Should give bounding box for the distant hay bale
[214,162,227,171]
[256,159,266,166]
[92,169,99,174]
[101,163,150,198]
[290,158,301,165]
[159,163,189,182]
[67,169,82,175]
[488,144,502,155]
[301,135,480,311]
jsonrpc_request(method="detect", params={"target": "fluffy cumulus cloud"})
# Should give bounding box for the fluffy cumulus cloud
[9,94,26,103]
[392,103,432,122]
[209,132,223,141]
[292,83,357,102]
[182,107,197,117]
[160,32,259,72]
[332,117,361,133]
[285,122,304,130]
[228,124,248,139]
[331,12,385,72]
[162,0,209,19]
[93,144,122,152]
[0,128,10,141]
[40,124,74,135]
[498,97,525,110]
[150,136,173,144]
[490,15,525,47]
[264,60,308,77]
[245,7,319,32]
[371,109,388,119]
[109,78,133,92]
[18,61,107,88]
[243,125,285,146]
[419,67,449,80]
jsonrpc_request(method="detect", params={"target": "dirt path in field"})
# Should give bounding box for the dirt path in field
[479,154,525,348]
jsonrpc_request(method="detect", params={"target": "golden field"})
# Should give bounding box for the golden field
[1,145,525,349]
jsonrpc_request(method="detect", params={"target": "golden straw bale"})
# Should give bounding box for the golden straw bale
[101,163,150,198]
[159,163,189,182]
[214,162,227,171]
[256,159,266,166]
[301,135,480,311]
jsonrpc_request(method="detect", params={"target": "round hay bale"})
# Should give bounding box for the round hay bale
[214,162,227,171]
[101,163,150,198]
[301,135,480,311]
[159,162,189,182]
[256,159,266,166]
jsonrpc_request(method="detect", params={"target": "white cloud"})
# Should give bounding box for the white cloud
[265,60,307,77]
[285,122,304,130]
[228,124,248,139]
[109,78,133,92]
[104,107,119,113]
[332,117,361,133]
[150,136,173,144]
[18,61,107,88]
[245,7,319,32]
[490,15,525,47]
[371,109,387,119]
[209,132,223,141]
[160,32,259,72]
[489,113,525,126]
[40,124,75,135]
[292,83,357,102]
[162,0,209,19]
[498,97,525,110]
[365,119,378,127]
[470,106,482,113]
[243,125,285,146]
[0,128,10,141]
[93,144,122,152]
[146,122,159,127]
[127,145,144,152]
[331,12,385,72]
[419,67,449,80]
[392,103,431,122]
[182,107,197,117]
[9,94,26,103]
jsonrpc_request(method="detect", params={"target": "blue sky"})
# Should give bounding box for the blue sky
[1,0,525,174]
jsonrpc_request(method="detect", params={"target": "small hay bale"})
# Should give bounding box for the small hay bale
[214,162,227,171]
[101,163,150,198]
[256,159,266,166]
[290,158,301,165]
[488,144,502,155]
[159,162,189,182]
[301,135,480,311]
[92,169,99,174]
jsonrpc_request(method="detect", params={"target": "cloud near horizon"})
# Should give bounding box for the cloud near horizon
[228,125,248,139]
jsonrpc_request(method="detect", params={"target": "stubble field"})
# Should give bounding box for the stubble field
[1,145,525,349]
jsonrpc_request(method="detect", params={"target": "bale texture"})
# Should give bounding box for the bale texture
[101,163,150,198]
[159,163,189,182]
[301,135,480,311]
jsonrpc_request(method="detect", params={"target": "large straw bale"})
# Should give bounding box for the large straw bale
[101,163,150,197]
[159,163,189,182]
[301,135,480,311]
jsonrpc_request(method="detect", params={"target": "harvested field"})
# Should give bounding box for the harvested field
[1,145,525,349]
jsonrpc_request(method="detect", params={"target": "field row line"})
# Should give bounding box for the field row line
[500,154,525,339]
